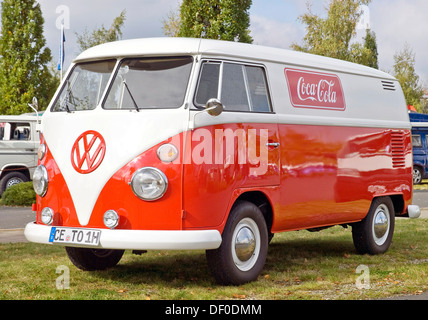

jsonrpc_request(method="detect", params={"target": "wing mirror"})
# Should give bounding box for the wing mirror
[205,98,223,116]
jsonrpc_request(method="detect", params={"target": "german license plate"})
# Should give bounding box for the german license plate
[49,227,101,246]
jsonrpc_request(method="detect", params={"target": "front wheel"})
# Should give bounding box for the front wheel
[206,201,268,285]
[352,197,395,255]
[65,247,124,271]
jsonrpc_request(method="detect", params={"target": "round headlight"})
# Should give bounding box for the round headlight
[38,143,47,161]
[41,207,54,225]
[104,210,119,229]
[131,167,168,201]
[33,165,48,197]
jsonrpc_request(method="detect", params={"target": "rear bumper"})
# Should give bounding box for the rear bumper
[405,205,421,219]
[24,222,222,250]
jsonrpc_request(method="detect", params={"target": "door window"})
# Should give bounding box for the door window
[195,61,272,113]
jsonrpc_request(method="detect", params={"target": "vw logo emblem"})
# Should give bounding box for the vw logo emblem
[71,131,106,174]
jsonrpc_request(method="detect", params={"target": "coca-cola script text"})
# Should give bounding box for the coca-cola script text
[285,68,346,111]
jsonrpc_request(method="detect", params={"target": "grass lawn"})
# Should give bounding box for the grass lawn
[0,219,427,300]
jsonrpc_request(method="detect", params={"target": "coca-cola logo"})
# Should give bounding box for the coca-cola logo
[285,68,346,111]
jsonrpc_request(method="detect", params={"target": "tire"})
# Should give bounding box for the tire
[65,247,124,271]
[0,171,29,195]
[352,197,395,255]
[206,201,268,285]
[413,166,423,185]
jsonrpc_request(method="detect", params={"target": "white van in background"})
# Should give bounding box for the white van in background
[0,114,40,195]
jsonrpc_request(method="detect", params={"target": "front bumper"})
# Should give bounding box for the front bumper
[24,222,222,250]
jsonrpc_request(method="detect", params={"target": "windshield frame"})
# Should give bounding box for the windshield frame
[101,56,194,111]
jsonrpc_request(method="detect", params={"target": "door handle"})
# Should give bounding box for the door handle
[265,142,280,148]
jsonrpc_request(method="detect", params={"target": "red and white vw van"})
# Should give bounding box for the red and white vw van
[25,38,420,285]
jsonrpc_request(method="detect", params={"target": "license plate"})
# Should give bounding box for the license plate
[49,227,101,246]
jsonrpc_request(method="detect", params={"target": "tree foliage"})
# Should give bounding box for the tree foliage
[76,10,126,52]
[0,0,58,114]
[393,44,425,112]
[292,0,378,68]
[177,0,253,43]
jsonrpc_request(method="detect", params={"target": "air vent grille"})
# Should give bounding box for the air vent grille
[381,80,396,91]
[391,130,406,168]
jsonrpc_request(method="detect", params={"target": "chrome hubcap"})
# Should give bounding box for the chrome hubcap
[373,204,390,245]
[235,227,256,262]
[232,218,260,271]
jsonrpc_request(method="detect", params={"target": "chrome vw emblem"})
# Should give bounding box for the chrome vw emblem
[71,131,106,174]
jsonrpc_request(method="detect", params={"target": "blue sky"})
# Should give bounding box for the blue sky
[33,0,428,84]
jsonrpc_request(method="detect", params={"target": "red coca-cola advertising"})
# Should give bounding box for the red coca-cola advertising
[285,68,346,111]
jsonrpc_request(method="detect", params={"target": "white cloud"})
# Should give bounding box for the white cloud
[370,0,428,83]
[250,15,303,50]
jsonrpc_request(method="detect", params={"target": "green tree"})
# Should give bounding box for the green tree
[0,0,58,114]
[76,10,126,52]
[162,8,181,37]
[350,28,378,68]
[393,44,424,112]
[292,0,378,67]
[178,0,253,43]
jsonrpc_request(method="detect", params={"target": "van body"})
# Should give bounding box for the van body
[409,112,428,184]
[25,38,420,285]
[0,114,40,195]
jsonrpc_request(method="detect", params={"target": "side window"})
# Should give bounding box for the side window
[11,123,31,141]
[195,61,272,113]
[0,123,4,140]
[222,63,250,112]
[412,134,422,148]
[246,66,271,112]
[195,62,220,106]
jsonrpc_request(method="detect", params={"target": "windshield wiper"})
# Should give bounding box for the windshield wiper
[122,80,140,112]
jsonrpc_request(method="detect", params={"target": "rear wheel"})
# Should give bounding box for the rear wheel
[352,197,395,255]
[65,247,124,271]
[206,201,268,285]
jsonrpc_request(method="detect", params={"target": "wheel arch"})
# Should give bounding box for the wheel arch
[0,165,31,181]
[232,191,274,235]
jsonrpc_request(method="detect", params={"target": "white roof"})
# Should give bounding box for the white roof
[75,37,395,80]
[0,114,38,122]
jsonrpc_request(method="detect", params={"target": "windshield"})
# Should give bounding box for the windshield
[52,60,116,112]
[103,57,193,110]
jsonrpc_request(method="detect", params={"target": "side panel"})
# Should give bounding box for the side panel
[275,124,412,232]
[182,122,280,231]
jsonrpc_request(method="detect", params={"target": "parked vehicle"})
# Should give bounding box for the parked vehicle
[25,38,420,285]
[0,114,40,196]
[409,112,428,184]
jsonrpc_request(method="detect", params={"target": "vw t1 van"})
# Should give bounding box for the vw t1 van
[25,38,420,285]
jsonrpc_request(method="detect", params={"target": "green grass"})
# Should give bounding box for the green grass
[413,180,428,191]
[1,219,427,300]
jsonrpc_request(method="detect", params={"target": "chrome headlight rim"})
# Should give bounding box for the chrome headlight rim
[41,207,54,225]
[131,167,168,201]
[33,165,49,197]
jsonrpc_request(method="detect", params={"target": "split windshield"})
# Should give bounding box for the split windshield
[51,57,193,112]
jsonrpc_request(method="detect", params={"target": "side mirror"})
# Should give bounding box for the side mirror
[28,97,38,114]
[205,98,223,117]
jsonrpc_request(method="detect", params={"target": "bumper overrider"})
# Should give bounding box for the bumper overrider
[24,222,222,250]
